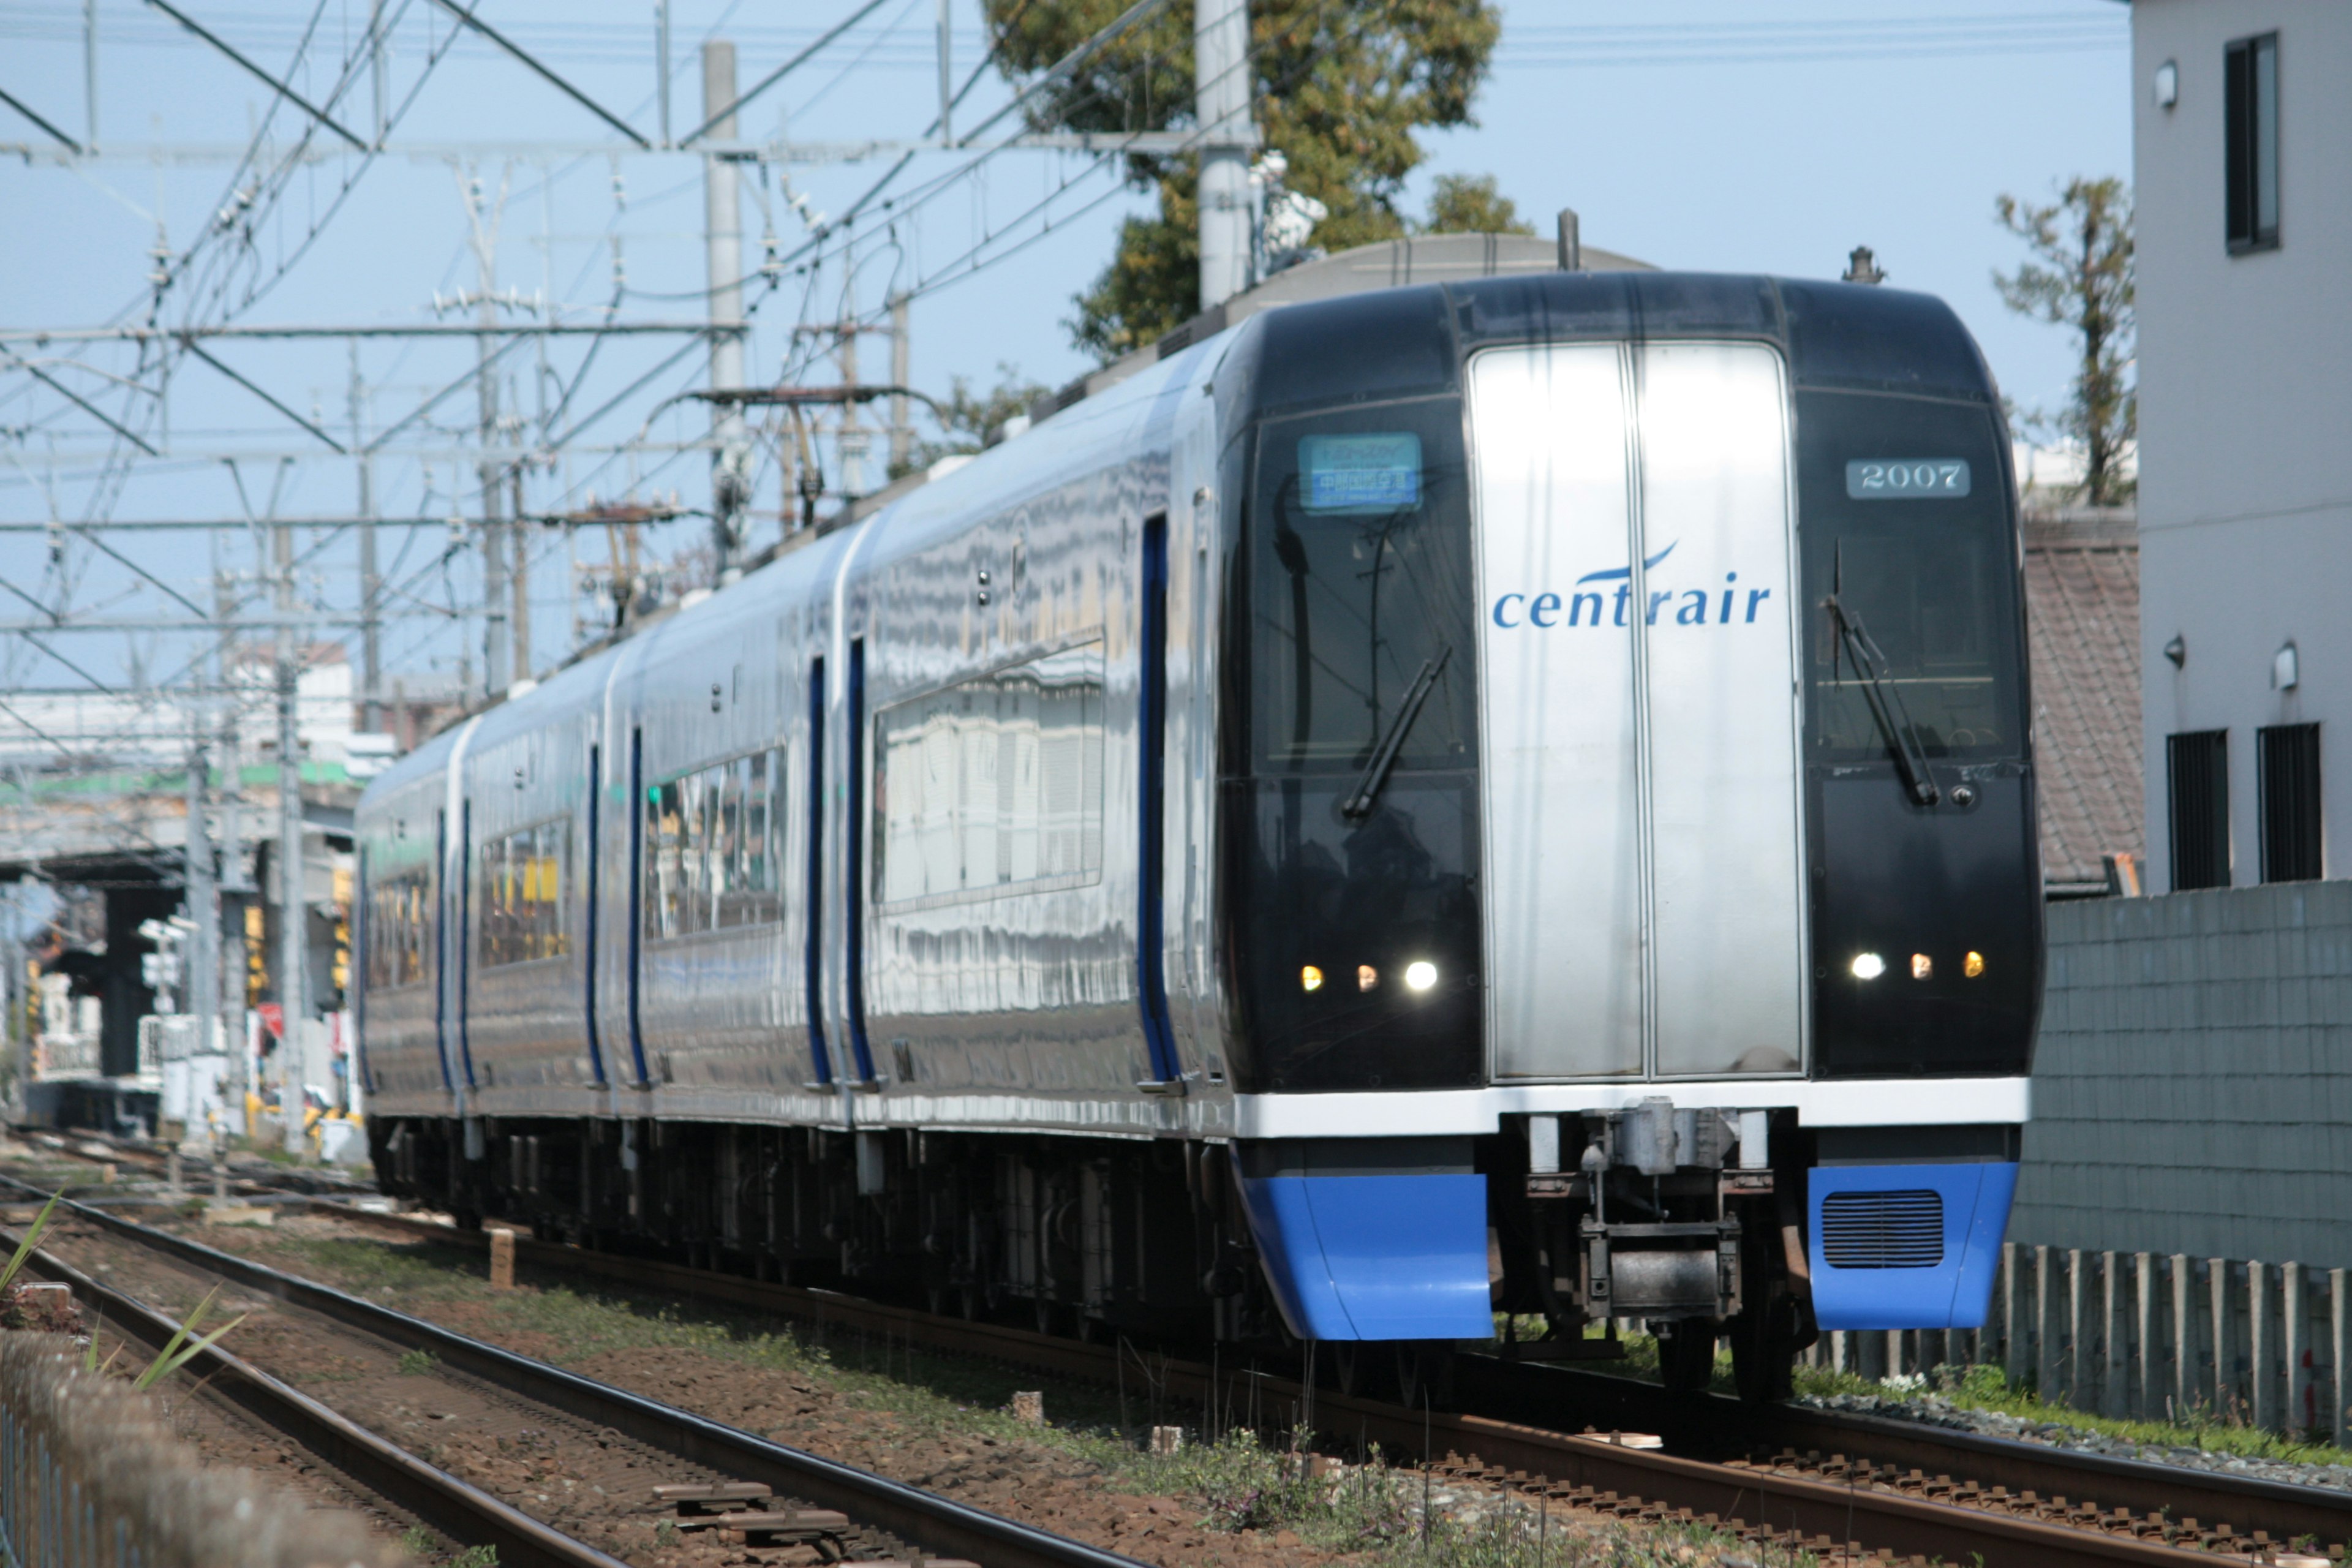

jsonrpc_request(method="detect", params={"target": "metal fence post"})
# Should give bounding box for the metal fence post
[2211,1257,2231,1419]
[2171,1254,2192,1420]
[2332,1267,2347,1450]
[2065,1248,2084,1409]
[2034,1245,2054,1398]
[2248,1260,2269,1433]
[2133,1252,2155,1418]
[2100,1250,2122,1416]
[2283,1262,2305,1438]
[2002,1242,2019,1384]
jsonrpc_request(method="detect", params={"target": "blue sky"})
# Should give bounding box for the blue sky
[0,1,2131,692]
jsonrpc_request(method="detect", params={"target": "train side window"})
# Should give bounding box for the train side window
[365,869,432,989]
[2258,722,2321,883]
[2225,32,2280,253]
[479,819,571,966]
[872,641,1106,907]
[2167,729,2232,891]
[644,746,787,940]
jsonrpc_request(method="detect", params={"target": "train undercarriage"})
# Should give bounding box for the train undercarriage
[371,1102,1815,1404]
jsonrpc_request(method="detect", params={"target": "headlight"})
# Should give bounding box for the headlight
[1850,952,1885,980]
[1911,953,1934,980]
[1357,965,1379,992]
[1404,960,1438,991]
[1964,951,1986,979]
[1300,965,1324,992]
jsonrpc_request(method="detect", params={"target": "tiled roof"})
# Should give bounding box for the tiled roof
[2024,510,2143,889]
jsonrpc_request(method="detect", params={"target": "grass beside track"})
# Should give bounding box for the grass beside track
[1536,1317,2352,1472]
[187,1224,1806,1568]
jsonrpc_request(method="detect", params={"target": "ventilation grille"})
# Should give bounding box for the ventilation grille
[1819,1189,1944,1270]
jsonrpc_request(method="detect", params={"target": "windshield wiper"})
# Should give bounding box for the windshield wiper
[1824,589,1940,806]
[1342,644,1451,820]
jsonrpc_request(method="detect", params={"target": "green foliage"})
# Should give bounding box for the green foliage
[447,1548,497,1568]
[399,1526,437,1559]
[986,0,1504,358]
[132,1286,247,1392]
[0,1192,59,1295]
[886,363,1052,480]
[397,1346,440,1376]
[1420,173,1532,236]
[1994,176,2136,505]
[1135,1427,1414,1540]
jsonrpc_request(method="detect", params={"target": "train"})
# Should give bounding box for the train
[356,263,2041,1403]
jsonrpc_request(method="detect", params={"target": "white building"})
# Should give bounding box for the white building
[2133,4,2350,889]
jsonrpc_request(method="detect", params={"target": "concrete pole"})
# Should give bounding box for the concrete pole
[1193,0,1252,309]
[837,283,865,497]
[510,466,531,682]
[183,733,216,1142]
[935,0,953,142]
[703,41,750,572]
[273,519,306,1156]
[889,294,912,476]
[350,344,383,733]
[475,223,510,698]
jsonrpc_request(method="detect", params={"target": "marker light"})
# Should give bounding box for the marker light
[1850,952,1886,980]
[1301,965,1324,993]
[1964,951,1986,979]
[1404,960,1438,992]
[1357,965,1379,992]
[1911,953,1934,981]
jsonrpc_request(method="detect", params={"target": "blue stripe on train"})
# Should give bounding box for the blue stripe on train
[1808,1160,2018,1332]
[1237,1169,1494,1341]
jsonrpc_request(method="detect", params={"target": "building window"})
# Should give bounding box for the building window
[2258,723,2323,882]
[2225,32,2280,252]
[2168,729,2231,891]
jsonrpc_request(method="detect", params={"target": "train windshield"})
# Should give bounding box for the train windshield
[1246,396,1476,775]
[1795,391,2021,764]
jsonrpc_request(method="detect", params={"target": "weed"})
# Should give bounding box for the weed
[654,1518,680,1546]
[446,1548,497,1568]
[397,1346,440,1376]
[399,1526,437,1558]
[133,1286,246,1391]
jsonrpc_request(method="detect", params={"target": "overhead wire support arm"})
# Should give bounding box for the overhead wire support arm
[424,0,650,149]
[176,339,347,453]
[679,0,898,149]
[142,0,369,151]
[1,349,158,455]
[0,86,81,153]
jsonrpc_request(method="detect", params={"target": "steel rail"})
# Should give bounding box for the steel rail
[309,1203,2350,1568]
[0,1179,1150,1568]
[0,1216,627,1568]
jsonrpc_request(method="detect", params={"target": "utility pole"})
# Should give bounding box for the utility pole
[703,41,751,575]
[509,467,531,682]
[1193,0,1253,309]
[467,170,511,698]
[889,293,913,476]
[182,728,216,1145]
[837,280,867,497]
[936,0,953,143]
[350,344,383,731]
[273,512,307,1155]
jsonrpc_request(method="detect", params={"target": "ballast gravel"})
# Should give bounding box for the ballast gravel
[1799,1390,2352,1494]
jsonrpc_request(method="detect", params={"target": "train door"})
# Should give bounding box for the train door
[1470,341,1806,1080]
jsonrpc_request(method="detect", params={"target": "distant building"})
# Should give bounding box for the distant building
[2025,506,2144,894]
[2132,4,2346,889]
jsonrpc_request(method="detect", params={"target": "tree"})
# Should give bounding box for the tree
[987,0,1504,360]
[1420,173,1531,236]
[1993,176,2136,507]
[886,364,1051,481]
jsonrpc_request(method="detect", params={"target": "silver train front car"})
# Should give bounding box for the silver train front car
[354,270,2040,1399]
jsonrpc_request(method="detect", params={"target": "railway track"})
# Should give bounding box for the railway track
[295,1199,2349,1568]
[0,1177,1149,1568]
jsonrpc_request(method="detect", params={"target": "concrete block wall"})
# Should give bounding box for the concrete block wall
[2012,880,2352,1270]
